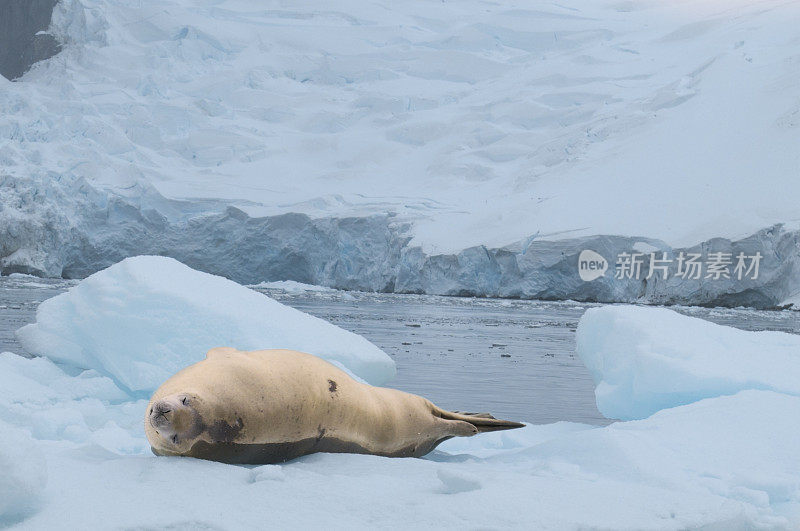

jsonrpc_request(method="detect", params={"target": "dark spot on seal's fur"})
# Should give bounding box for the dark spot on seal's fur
[327,379,338,393]
[314,425,326,446]
[207,417,244,443]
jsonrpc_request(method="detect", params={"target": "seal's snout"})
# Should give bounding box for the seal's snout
[147,395,201,446]
[149,400,179,431]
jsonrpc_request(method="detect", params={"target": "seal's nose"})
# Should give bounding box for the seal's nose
[149,401,173,429]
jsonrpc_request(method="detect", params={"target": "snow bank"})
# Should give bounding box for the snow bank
[5,297,800,527]
[16,256,395,393]
[9,383,800,529]
[511,390,800,529]
[0,419,47,526]
[576,305,800,420]
[0,351,144,453]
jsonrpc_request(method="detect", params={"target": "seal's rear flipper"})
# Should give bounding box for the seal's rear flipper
[434,408,525,433]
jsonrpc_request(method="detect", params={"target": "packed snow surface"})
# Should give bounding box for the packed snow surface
[577,305,800,420]
[4,0,800,254]
[2,264,800,528]
[0,419,47,527]
[16,256,396,393]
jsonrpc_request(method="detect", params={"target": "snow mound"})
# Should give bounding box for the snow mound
[4,299,800,527]
[0,352,145,453]
[16,256,395,394]
[10,382,800,529]
[5,0,800,255]
[515,390,800,529]
[0,420,47,526]
[576,305,800,420]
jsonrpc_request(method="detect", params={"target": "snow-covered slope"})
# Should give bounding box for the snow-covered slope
[2,0,799,306]
[4,0,800,253]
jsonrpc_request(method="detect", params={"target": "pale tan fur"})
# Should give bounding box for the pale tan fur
[145,348,522,463]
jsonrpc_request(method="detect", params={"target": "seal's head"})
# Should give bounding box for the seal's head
[146,394,204,455]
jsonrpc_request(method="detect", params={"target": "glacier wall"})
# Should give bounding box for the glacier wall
[1,175,798,309]
[0,0,61,80]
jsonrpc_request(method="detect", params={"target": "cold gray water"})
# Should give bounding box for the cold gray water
[1,275,798,425]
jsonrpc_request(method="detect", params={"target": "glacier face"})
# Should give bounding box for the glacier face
[2,175,798,309]
[2,0,799,308]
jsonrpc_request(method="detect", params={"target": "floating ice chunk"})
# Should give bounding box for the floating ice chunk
[250,280,340,293]
[782,291,800,309]
[576,305,800,419]
[17,256,395,394]
[0,421,47,526]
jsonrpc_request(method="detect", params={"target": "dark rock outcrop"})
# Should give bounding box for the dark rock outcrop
[0,0,61,80]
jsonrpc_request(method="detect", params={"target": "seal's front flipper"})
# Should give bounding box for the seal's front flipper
[435,408,525,433]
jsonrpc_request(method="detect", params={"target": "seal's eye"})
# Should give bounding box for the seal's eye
[181,397,188,405]
[172,434,178,444]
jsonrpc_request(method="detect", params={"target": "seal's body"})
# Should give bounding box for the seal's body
[145,348,523,464]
